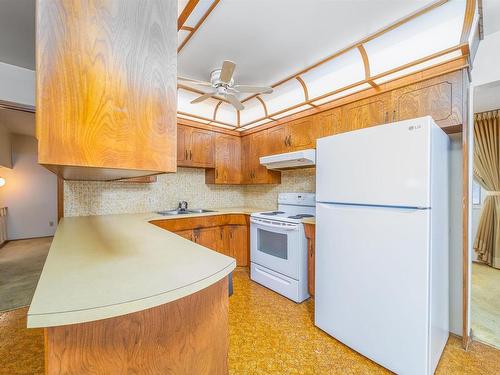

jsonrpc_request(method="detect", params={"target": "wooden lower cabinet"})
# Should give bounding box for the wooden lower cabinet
[304,223,315,297]
[193,227,224,253]
[152,215,249,266]
[225,225,249,267]
[45,278,229,374]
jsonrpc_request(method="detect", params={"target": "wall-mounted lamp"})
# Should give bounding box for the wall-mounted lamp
[0,178,5,187]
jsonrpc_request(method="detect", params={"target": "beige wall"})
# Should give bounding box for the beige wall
[0,123,12,169]
[64,167,316,217]
[0,135,57,239]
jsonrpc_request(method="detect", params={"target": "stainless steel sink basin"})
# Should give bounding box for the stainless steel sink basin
[156,209,215,216]
[187,209,215,213]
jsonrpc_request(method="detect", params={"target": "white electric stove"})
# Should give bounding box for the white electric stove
[250,193,315,302]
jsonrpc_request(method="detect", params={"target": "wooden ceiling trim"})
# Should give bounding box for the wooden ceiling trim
[460,0,477,43]
[177,117,240,136]
[357,44,378,89]
[178,0,221,52]
[180,26,195,31]
[295,76,309,101]
[193,45,467,131]
[237,110,241,127]
[255,95,269,117]
[178,111,237,128]
[241,0,448,104]
[240,56,468,136]
[178,0,200,31]
[213,100,223,121]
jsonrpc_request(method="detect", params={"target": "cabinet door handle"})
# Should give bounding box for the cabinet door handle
[392,110,396,122]
[215,168,218,178]
[189,150,192,160]
[185,149,188,160]
[283,137,287,146]
[384,112,388,123]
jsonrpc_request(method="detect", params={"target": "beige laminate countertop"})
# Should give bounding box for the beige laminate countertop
[27,207,313,328]
[27,209,260,328]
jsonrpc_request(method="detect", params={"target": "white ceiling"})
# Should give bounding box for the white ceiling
[178,0,436,86]
[0,0,35,70]
[482,0,500,36]
[474,80,500,113]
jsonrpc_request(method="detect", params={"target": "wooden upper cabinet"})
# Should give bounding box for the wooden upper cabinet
[341,93,392,133]
[245,130,281,184]
[313,108,342,138]
[266,119,315,154]
[206,134,241,184]
[267,125,287,155]
[287,118,315,151]
[177,125,215,168]
[391,71,463,131]
[240,136,252,184]
[36,0,177,181]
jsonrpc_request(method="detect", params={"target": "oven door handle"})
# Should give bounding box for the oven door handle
[250,218,299,231]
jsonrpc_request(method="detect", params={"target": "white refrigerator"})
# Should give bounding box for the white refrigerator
[315,116,449,375]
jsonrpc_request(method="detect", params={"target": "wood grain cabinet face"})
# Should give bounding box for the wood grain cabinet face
[287,118,315,151]
[193,227,223,252]
[242,131,281,185]
[225,225,249,267]
[341,93,392,132]
[312,108,342,138]
[36,0,177,181]
[304,223,315,297]
[206,134,241,184]
[391,72,463,130]
[177,125,215,168]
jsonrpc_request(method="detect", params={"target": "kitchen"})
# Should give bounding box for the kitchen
[0,0,499,374]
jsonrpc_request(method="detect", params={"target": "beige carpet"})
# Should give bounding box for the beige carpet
[0,237,52,312]
[471,262,500,348]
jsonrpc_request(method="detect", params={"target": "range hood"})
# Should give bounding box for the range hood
[260,149,316,170]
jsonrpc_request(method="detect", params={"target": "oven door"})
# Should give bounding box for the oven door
[250,217,301,279]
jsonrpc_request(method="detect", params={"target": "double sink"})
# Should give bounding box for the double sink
[157,208,216,216]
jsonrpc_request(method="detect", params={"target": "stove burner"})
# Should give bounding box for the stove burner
[261,211,285,216]
[287,214,315,219]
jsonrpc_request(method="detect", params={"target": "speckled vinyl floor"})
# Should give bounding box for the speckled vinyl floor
[1,268,499,375]
[229,268,500,375]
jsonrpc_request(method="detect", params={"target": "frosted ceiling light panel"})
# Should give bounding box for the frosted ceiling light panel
[264,79,305,115]
[177,88,217,120]
[183,0,216,28]
[178,0,189,17]
[301,48,366,99]
[216,102,238,125]
[365,1,465,76]
[243,119,273,129]
[240,97,266,125]
[178,30,190,45]
[177,113,211,124]
[373,50,463,85]
[271,105,313,119]
[311,83,372,106]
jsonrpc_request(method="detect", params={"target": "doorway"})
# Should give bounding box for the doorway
[470,81,500,349]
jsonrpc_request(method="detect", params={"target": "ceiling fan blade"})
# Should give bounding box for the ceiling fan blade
[191,92,215,104]
[219,60,236,83]
[178,77,213,87]
[225,93,244,110]
[233,85,273,94]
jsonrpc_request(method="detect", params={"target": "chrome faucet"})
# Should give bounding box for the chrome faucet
[178,201,188,211]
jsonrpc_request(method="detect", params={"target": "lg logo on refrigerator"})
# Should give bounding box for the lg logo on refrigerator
[408,125,422,131]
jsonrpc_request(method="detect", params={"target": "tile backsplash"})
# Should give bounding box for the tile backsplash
[64,167,316,217]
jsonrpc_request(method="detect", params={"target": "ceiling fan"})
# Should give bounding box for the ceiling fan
[178,60,273,111]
